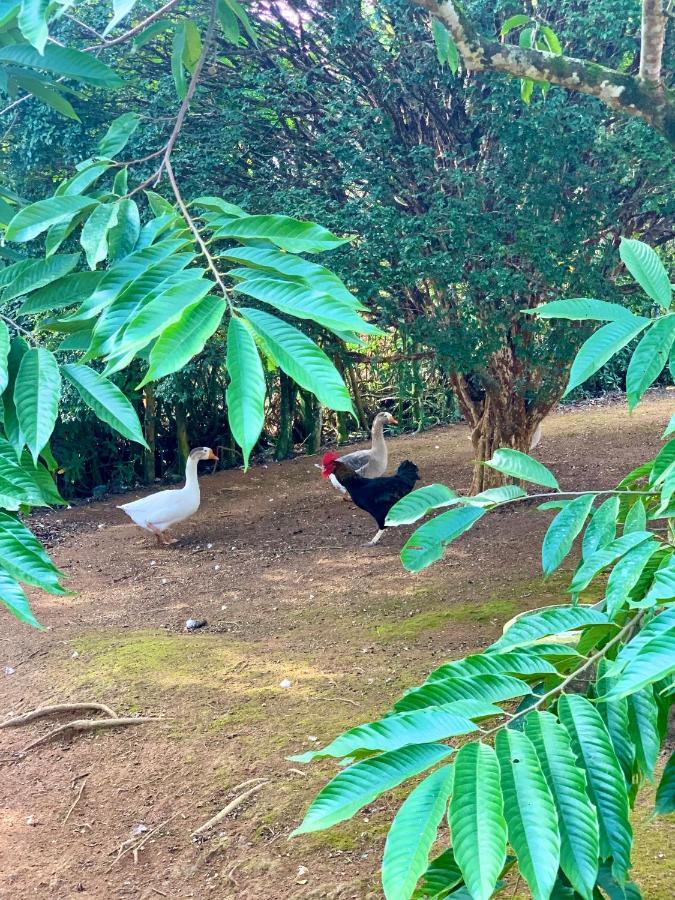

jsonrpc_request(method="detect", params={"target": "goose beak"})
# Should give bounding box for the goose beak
[389,416,398,425]
[206,450,218,461]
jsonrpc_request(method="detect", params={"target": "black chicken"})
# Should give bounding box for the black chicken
[322,454,420,545]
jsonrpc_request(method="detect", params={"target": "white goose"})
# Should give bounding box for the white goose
[117,446,217,546]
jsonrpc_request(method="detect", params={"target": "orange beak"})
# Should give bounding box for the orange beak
[206,449,218,461]
[389,416,398,425]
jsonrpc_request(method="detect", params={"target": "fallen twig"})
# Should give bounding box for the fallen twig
[1,702,118,727]
[20,717,160,753]
[62,774,89,825]
[309,696,359,707]
[109,813,181,871]
[191,781,269,838]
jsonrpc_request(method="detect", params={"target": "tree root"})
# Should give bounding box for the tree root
[191,780,269,838]
[108,812,181,871]
[62,774,89,825]
[19,717,160,753]
[1,703,119,728]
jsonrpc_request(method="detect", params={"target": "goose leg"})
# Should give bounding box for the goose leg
[148,524,176,546]
[366,529,385,546]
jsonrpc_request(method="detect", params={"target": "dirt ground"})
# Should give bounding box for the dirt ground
[1,392,674,900]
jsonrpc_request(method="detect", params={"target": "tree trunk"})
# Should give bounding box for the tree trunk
[346,364,368,429]
[143,385,157,483]
[275,372,295,460]
[468,396,539,494]
[301,391,323,455]
[176,403,190,472]
[221,411,239,468]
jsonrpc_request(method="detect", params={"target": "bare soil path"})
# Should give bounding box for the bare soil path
[1,393,673,899]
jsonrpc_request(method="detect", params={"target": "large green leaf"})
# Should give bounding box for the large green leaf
[426,651,558,683]
[0,510,64,593]
[564,316,650,396]
[140,295,225,386]
[557,694,632,881]
[239,307,353,412]
[619,238,671,309]
[542,493,595,576]
[5,195,97,242]
[400,506,486,573]
[10,70,80,121]
[13,347,61,463]
[392,674,531,714]
[609,608,675,672]
[449,742,506,900]
[627,687,660,781]
[596,660,635,783]
[0,43,123,87]
[605,615,675,701]
[0,569,41,628]
[604,540,662,618]
[107,199,140,262]
[290,702,486,763]
[464,485,527,507]
[61,364,148,447]
[17,0,49,53]
[638,555,675,607]
[411,848,463,899]
[626,315,675,410]
[485,448,559,489]
[2,336,28,455]
[490,606,608,653]
[386,484,459,526]
[525,712,599,899]
[232,275,377,335]
[530,298,635,322]
[0,438,52,506]
[623,499,647,535]
[655,751,675,814]
[214,214,348,253]
[0,320,9,394]
[103,0,138,36]
[291,743,453,835]
[171,22,187,98]
[568,531,653,593]
[581,496,619,559]
[0,252,79,302]
[382,765,454,900]
[80,202,120,270]
[225,316,265,469]
[118,275,213,352]
[495,728,560,900]
[431,18,459,73]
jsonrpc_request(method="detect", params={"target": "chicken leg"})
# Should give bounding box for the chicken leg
[367,529,385,546]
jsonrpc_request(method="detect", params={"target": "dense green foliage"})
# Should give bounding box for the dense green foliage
[296,239,675,899]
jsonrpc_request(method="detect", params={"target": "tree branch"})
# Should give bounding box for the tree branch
[411,0,674,146]
[640,0,667,82]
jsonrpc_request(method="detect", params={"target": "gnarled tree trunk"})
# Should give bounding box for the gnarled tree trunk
[143,385,157,483]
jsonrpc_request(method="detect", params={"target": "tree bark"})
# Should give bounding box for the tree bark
[301,390,323,455]
[275,372,295,460]
[143,385,157,483]
[175,402,190,472]
[412,0,674,145]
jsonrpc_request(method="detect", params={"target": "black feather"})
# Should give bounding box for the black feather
[332,459,420,530]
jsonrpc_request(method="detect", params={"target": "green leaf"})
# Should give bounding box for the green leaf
[385,484,459,526]
[623,499,647,534]
[0,568,41,627]
[426,651,558,683]
[221,0,257,44]
[239,307,353,412]
[0,320,10,395]
[1,252,80,303]
[411,847,463,899]
[19,270,103,315]
[596,862,643,900]
[232,275,377,335]
[490,605,608,653]
[97,111,140,158]
[500,14,531,35]
[663,414,675,438]
[383,765,454,900]
[605,613,675,701]
[182,20,202,72]
[542,493,595,576]
[530,298,635,322]
[465,485,528,507]
[5,195,97,242]
[596,660,635,783]
[290,703,484,763]
[291,743,453,835]
[619,238,671,309]
[2,336,28,454]
[107,199,140,262]
[18,0,49,54]
[14,347,61,463]
[213,214,348,254]
[431,19,458,73]
[449,742,506,900]
[103,0,137,36]
[217,0,241,43]
[564,316,650,396]
[392,674,531,714]
[0,44,123,88]
[139,295,225,386]
[485,448,559,489]
[639,555,675,607]
[582,496,619,559]
[495,728,560,900]
[525,712,599,899]
[0,510,64,593]
[568,531,653,593]
[171,23,187,99]
[557,694,632,881]
[80,202,120,269]
[627,687,660,781]
[10,71,79,120]
[520,77,534,104]
[604,540,661,618]
[194,196,247,217]
[626,315,675,410]
[655,751,675,814]
[400,506,486,573]
[56,161,111,197]
[650,438,675,486]
[61,363,148,447]
[226,317,265,470]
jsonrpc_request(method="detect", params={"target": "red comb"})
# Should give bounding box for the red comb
[321,451,340,478]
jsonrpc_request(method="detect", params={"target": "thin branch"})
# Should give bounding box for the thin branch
[191,781,269,837]
[84,0,183,51]
[0,313,38,344]
[108,812,181,869]
[62,774,89,825]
